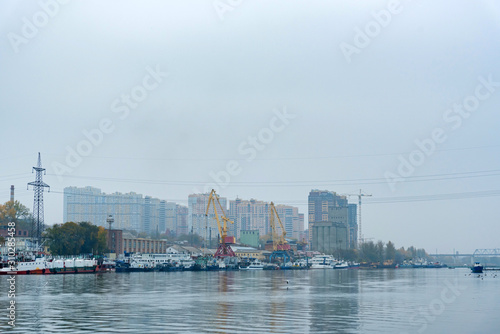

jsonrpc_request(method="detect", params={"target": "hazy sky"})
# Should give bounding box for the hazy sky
[1,0,499,254]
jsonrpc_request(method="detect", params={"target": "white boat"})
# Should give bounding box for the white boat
[178,258,196,269]
[348,262,360,269]
[127,253,194,269]
[310,255,336,269]
[292,259,308,268]
[0,257,99,275]
[0,257,50,275]
[246,259,264,270]
[332,261,349,269]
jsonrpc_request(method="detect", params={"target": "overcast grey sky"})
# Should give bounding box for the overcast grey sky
[1,0,499,253]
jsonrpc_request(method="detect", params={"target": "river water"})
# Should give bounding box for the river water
[1,268,498,333]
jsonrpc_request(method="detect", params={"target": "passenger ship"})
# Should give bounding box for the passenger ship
[0,257,100,275]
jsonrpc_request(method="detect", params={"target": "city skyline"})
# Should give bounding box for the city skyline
[61,184,308,240]
[1,1,499,254]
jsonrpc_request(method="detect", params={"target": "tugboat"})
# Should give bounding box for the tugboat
[471,262,483,273]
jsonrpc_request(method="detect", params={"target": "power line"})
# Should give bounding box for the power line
[38,144,500,162]
[47,187,500,206]
[42,169,500,187]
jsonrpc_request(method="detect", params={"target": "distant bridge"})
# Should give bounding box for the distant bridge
[432,249,500,264]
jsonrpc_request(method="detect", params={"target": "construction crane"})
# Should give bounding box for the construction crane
[269,202,291,251]
[206,189,236,258]
[345,189,372,245]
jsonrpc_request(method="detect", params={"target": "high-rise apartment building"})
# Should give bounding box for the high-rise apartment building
[347,204,358,249]
[175,204,189,236]
[275,204,304,241]
[228,198,269,239]
[165,202,177,234]
[64,186,181,234]
[308,189,357,250]
[164,202,189,236]
[64,187,141,231]
[228,198,304,241]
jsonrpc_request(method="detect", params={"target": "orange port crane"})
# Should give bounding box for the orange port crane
[269,202,291,251]
[206,189,236,258]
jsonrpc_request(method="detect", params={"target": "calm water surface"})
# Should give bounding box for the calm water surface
[1,269,498,333]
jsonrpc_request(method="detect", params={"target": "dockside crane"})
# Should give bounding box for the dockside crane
[269,202,291,251]
[269,202,291,264]
[206,189,236,258]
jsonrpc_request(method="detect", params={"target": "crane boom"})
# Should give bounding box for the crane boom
[205,189,233,241]
[269,202,290,251]
[206,189,236,257]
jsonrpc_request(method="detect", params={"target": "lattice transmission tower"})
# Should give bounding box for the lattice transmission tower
[27,152,50,250]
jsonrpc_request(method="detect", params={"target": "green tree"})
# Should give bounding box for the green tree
[79,222,105,254]
[98,227,108,253]
[359,241,378,263]
[340,249,358,261]
[385,241,396,262]
[44,222,107,256]
[0,200,31,223]
[376,240,384,262]
[176,233,203,247]
[416,248,427,259]
[395,247,407,263]
[407,246,417,259]
[0,200,32,231]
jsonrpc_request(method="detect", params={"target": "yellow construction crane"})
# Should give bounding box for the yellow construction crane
[269,202,290,251]
[206,189,236,257]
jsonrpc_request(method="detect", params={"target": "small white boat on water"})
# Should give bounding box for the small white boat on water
[248,259,264,269]
[310,255,336,269]
[240,259,264,270]
[332,261,349,269]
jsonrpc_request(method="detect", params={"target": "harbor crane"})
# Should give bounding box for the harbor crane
[344,189,372,245]
[269,202,291,264]
[269,202,291,251]
[206,189,236,258]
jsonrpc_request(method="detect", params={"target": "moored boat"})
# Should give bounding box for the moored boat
[348,262,360,269]
[332,261,349,269]
[471,262,483,273]
[241,259,264,270]
[0,257,50,275]
[310,255,336,269]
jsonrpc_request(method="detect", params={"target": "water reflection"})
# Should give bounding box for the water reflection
[0,269,497,333]
[308,270,360,333]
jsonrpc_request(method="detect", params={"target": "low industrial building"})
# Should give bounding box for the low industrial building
[122,232,168,254]
[232,246,265,260]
